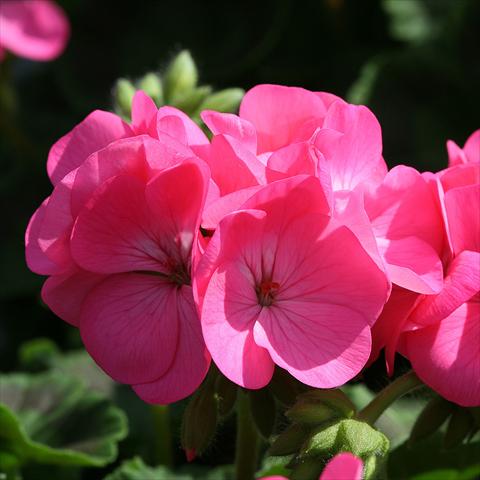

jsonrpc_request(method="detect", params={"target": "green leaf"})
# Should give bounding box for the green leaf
[445,408,475,449]
[104,457,185,480]
[104,457,234,480]
[388,434,480,479]
[0,371,127,467]
[410,396,454,444]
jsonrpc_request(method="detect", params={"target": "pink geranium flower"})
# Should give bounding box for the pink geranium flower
[199,84,387,229]
[0,0,69,61]
[47,90,209,185]
[194,175,389,389]
[371,139,480,406]
[26,133,211,404]
[262,452,363,480]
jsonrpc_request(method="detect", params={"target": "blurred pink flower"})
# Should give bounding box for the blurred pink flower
[261,452,363,480]
[194,175,389,389]
[26,123,211,403]
[0,0,69,61]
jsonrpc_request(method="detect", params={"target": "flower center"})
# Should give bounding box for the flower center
[256,280,280,307]
[167,262,191,286]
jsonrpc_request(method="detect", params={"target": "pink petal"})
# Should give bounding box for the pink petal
[254,304,371,388]
[202,264,274,389]
[250,216,386,387]
[371,287,420,374]
[447,140,467,167]
[322,101,386,191]
[239,84,326,153]
[320,452,363,480]
[366,165,445,256]
[405,299,480,407]
[206,134,265,195]
[133,285,210,404]
[333,190,386,276]
[157,106,209,146]
[201,110,257,153]
[315,91,346,109]
[201,185,264,230]
[37,169,76,271]
[438,164,480,193]
[41,268,106,326]
[463,129,480,163]
[409,250,480,328]
[70,135,192,216]
[0,0,69,61]
[25,197,64,275]
[72,161,207,275]
[131,90,158,135]
[47,110,133,185]
[242,175,331,221]
[445,184,480,255]
[379,236,444,294]
[80,274,181,384]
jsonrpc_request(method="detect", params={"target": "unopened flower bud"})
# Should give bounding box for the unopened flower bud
[269,423,311,456]
[114,78,136,118]
[137,73,163,106]
[286,389,356,426]
[164,50,198,102]
[181,379,218,459]
[198,88,244,114]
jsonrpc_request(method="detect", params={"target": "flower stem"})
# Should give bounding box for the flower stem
[235,390,259,480]
[151,404,173,467]
[357,371,423,425]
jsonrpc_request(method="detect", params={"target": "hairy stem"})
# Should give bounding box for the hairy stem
[357,371,423,424]
[235,390,259,480]
[151,405,173,467]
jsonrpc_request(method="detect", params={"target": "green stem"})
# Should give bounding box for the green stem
[357,371,423,425]
[235,391,259,480]
[150,405,173,467]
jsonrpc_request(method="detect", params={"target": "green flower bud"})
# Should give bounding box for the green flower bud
[444,407,474,449]
[181,380,218,458]
[215,374,237,417]
[290,456,323,480]
[197,88,244,114]
[114,78,136,119]
[164,50,198,102]
[137,73,164,106]
[249,388,276,439]
[269,368,306,407]
[286,389,356,425]
[410,396,454,444]
[173,86,212,116]
[269,423,311,456]
[301,419,389,480]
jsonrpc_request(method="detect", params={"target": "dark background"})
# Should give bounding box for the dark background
[0,0,479,474]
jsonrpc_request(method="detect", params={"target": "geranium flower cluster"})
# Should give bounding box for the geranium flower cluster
[26,85,479,407]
